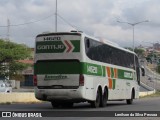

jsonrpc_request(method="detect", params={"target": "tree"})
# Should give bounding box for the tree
[0,39,32,80]
[125,47,145,58]
[134,48,145,58]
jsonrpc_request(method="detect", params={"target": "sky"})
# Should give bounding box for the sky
[0,0,160,48]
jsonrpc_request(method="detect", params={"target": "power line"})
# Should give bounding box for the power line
[0,13,55,27]
[0,12,84,34]
[57,13,78,30]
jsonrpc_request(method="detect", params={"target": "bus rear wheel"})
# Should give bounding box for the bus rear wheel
[126,91,134,104]
[91,89,101,108]
[51,101,73,108]
[61,102,73,108]
[100,88,107,107]
[51,101,61,108]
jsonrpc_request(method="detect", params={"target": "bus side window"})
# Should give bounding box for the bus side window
[86,39,90,48]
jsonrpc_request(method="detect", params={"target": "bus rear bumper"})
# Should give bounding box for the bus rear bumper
[34,87,86,102]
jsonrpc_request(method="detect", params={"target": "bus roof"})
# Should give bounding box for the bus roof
[36,31,137,56]
[36,32,81,37]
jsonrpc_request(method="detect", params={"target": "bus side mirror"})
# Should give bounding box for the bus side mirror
[141,67,145,76]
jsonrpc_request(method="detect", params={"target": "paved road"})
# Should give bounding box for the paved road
[0,97,159,111]
[140,85,151,92]
[140,60,160,91]
[141,67,160,91]
[1,97,160,119]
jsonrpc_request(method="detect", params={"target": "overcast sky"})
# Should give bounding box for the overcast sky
[0,0,160,48]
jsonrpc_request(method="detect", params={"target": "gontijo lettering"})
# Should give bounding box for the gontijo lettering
[37,45,64,50]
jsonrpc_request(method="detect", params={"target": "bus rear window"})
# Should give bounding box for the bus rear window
[34,60,81,74]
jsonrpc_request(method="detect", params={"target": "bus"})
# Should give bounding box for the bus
[34,31,144,108]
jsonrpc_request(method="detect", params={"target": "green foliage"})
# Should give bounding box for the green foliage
[125,47,145,58]
[134,48,145,57]
[0,39,32,79]
[0,40,31,62]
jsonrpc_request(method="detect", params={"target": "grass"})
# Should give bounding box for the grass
[0,100,44,105]
[0,102,12,105]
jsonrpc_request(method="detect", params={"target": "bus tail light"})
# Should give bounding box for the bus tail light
[33,75,37,86]
[79,74,84,86]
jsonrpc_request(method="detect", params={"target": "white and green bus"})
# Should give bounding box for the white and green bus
[34,31,144,108]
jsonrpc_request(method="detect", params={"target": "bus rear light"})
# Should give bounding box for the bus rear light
[79,74,84,86]
[33,75,37,86]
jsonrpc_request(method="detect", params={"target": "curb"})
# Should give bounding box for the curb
[139,91,156,97]
[0,92,41,103]
[140,82,155,91]
[139,82,156,97]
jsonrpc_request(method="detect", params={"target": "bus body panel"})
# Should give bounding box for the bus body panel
[34,86,86,101]
[34,32,140,104]
[35,34,82,89]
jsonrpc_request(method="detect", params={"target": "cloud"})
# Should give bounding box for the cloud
[0,0,159,48]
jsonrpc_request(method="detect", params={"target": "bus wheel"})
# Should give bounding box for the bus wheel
[61,102,73,108]
[51,101,61,108]
[91,89,101,108]
[100,88,107,107]
[126,91,134,104]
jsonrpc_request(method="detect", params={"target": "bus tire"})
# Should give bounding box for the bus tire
[100,88,108,107]
[91,89,101,108]
[61,102,73,108]
[51,101,61,108]
[126,91,134,104]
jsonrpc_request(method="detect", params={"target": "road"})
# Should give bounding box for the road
[0,97,160,119]
[140,60,160,90]
[1,97,160,111]
[141,66,160,91]
[140,84,151,92]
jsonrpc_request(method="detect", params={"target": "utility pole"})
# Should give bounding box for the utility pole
[117,20,149,70]
[55,0,57,32]
[7,18,10,41]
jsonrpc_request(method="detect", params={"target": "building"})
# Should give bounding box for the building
[19,60,34,86]
[153,43,160,51]
[18,48,34,86]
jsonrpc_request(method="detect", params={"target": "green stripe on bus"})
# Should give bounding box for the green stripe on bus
[36,40,80,53]
[102,66,106,77]
[71,40,80,52]
[111,68,114,78]
[34,61,82,74]
[34,61,134,80]
[36,41,65,53]
[82,62,103,76]
[112,79,116,89]
[118,69,133,80]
